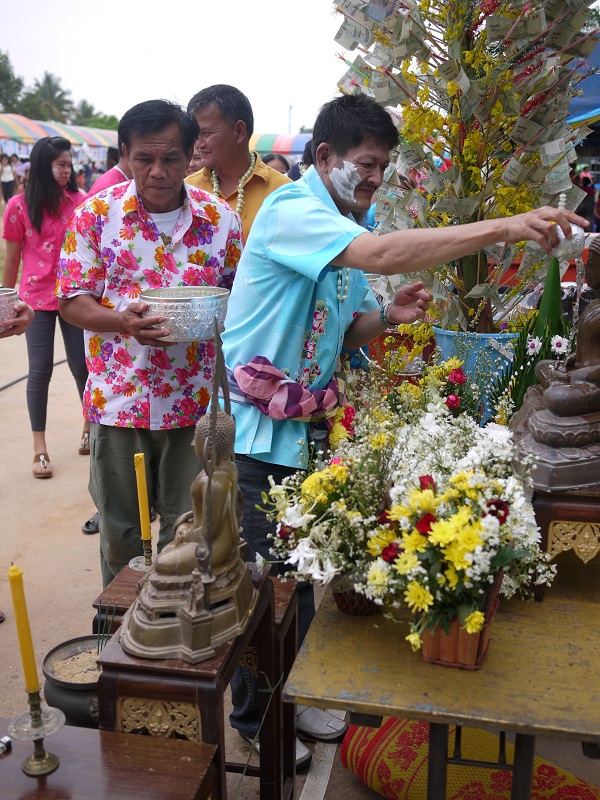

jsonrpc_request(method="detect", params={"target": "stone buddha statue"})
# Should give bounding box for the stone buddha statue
[535,236,600,418]
[511,236,600,491]
[119,325,257,662]
[155,409,243,577]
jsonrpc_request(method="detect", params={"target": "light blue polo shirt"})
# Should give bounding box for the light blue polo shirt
[221,166,378,469]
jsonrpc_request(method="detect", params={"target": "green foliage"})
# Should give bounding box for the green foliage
[0,50,24,112]
[86,114,119,131]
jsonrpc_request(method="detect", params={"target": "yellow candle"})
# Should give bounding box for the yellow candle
[8,565,40,693]
[134,452,152,541]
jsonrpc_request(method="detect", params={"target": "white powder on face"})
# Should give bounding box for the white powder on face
[330,161,361,204]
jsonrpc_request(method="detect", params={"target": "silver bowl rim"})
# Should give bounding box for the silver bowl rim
[140,287,230,304]
[0,287,18,298]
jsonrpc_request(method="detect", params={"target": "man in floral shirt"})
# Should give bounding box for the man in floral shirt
[58,100,242,587]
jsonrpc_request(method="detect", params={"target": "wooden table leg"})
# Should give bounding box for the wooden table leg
[256,579,280,800]
[511,733,535,800]
[427,722,448,800]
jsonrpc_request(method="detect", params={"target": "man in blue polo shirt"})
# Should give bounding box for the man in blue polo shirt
[223,94,585,766]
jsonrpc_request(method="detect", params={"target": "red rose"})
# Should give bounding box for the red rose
[448,368,467,385]
[278,524,296,542]
[419,475,436,491]
[486,499,509,525]
[445,394,461,409]
[416,513,436,534]
[381,542,403,563]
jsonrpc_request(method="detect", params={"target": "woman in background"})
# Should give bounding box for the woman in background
[263,153,290,174]
[2,136,89,478]
[0,153,16,203]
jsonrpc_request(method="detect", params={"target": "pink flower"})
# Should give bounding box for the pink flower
[445,394,461,409]
[113,347,134,368]
[150,350,171,370]
[448,368,467,385]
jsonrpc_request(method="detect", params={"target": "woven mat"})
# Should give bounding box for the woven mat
[341,718,600,800]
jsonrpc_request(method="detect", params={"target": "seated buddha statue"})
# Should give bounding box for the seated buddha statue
[535,237,600,418]
[155,409,243,577]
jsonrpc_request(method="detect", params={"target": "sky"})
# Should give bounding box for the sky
[1,0,345,134]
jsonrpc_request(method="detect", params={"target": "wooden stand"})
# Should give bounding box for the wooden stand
[96,572,297,800]
[532,485,600,599]
[0,717,218,799]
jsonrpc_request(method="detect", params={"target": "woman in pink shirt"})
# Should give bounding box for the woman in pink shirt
[2,136,89,478]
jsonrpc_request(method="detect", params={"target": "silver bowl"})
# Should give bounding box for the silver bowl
[0,287,18,324]
[140,286,229,342]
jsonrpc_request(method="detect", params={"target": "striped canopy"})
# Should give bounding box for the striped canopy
[249,133,312,158]
[0,114,49,143]
[0,113,117,148]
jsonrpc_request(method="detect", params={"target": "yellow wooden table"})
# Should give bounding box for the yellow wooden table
[283,551,600,800]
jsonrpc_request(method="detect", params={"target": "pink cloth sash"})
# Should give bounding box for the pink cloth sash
[233,356,343,421]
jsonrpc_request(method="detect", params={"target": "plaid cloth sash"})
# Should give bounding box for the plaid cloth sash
[229,356,344,422]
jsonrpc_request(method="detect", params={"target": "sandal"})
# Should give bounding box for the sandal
[33,453,53,479]
[79,432,90,455]
[0,611,5,624]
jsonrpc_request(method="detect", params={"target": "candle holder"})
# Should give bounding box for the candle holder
[128,538,154,571]
[8,689,65,776]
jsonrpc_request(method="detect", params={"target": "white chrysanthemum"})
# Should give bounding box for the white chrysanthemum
[550,335,569,357]
[526,336,542,355]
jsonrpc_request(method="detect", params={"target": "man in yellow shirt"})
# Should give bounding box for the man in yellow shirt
[186,84,290,241]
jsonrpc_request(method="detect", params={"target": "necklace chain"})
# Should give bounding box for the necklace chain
[211,151,257,215]
[337,268,350,302]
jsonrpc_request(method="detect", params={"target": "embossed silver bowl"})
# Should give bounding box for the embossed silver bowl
[140,286,229,342]
[0,287,18,324]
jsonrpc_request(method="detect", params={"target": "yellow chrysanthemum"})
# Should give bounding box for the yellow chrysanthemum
[366,563,389,598]
[328,421,350,451]
[406,631,422,651]
[402,530,429,554]
[444,565,459,590]
[394,551,419,575]
[464,611,485,634]
[406,488,438,515]
[404,581,434,613]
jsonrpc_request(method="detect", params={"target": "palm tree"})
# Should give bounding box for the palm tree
[71,99,98,126]
[17,72,73,122]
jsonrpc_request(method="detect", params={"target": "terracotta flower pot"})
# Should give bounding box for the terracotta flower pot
[419,572,503,670]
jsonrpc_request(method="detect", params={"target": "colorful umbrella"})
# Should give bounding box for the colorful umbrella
[0,114,49,143]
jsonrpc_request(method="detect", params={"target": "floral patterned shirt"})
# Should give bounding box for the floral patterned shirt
[2,190,85,311]
[57,180,242,429]
[222,166,378,469]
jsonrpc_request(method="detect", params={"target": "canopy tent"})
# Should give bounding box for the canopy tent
[567,44,600,128]
[249,132,311,158]
[0,113,117,153]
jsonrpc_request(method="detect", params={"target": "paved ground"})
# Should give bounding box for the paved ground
[1,328,599,799]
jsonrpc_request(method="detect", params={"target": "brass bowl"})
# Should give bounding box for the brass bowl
[140,286,229,342]
[0,287,18,324]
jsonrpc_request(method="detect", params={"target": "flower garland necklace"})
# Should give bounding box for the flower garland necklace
[337,268,350,302]
[211,151,257,214]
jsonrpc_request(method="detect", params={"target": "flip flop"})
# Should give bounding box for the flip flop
[33,453,53,479]
[82,512,100,534]
[0,611,5,624]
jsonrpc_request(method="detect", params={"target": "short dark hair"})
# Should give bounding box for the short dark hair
[118,100,199,155]
[187,84,254,138]
[312,95,398,160]
[301,139,313,166]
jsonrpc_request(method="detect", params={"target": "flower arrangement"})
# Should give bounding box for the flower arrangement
[266,360,555,651]
[333,0,599,332]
